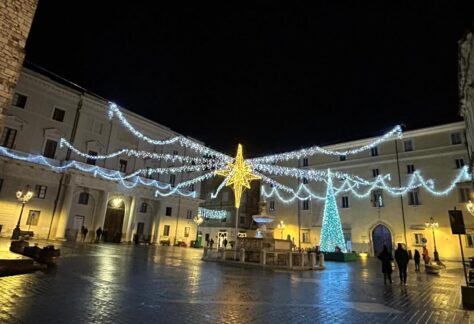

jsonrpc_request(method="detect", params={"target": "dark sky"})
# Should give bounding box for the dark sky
[25,2,474,157]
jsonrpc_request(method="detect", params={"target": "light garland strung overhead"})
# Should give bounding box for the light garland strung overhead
[249,125,402,164]
[198,207,228,220]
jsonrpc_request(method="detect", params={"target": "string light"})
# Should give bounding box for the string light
[108,102,231,161]
[249,125,402,164]
[319,170,347,253]
[198,207,228,220]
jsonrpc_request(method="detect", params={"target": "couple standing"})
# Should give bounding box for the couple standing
[378,243,410,285]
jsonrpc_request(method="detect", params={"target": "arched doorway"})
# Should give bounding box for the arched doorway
[103,199,125,243]
[372,224,392,256]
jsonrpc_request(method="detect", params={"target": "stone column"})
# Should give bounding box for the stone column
[150,200,161,244]
[0,1,38,117]
[55,184,74,240]
[125,196,138,242]
[93,191,109,231]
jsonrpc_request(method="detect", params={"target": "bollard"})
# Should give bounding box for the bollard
[288,252,293,269]
[260,249,266,265]
[310,252,317,269]
[202,247,208,260]
[318,253,325,270]
[240,248,246,263]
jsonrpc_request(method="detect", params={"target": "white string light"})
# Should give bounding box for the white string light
[198,207,228,220]
[249,125,402,164]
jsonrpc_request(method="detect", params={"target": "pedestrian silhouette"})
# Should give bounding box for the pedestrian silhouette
[414,249,421,271]
[378,245,393,284]
[82,227,88,242]
[395,243,409,285]
[96,227,103,243]
[223,238,228,249]
[210,238,214,249]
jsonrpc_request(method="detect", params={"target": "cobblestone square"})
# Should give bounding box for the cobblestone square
[0,240,473,323]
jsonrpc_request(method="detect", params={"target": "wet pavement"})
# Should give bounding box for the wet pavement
[0,239,473,323]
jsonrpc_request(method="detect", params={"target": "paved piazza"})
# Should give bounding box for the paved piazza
[0,240,473,323]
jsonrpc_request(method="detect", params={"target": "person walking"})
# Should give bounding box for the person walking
[210,238,214,250]
[378,245,393,284]
[395,243,409,285]
[414,249,421,272]
[96,227,103,243]
[223,238,228,249]
[82,227,89,242]
[422,246,430,265]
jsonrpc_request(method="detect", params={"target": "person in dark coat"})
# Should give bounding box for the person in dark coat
[394,243,410,285]
[414,249,421,272]
[96,227,103,243]
[378,245,393,284]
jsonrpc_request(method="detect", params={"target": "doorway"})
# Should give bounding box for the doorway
[218,231,228,248]
[372,224,392,256]
[103,200,125,243]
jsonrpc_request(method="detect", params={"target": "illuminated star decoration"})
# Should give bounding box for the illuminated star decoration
[215,144,261,208]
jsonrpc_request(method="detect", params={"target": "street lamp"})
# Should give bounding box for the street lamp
[277,220,286,239]
[193,214,204,248]
[425,217,440,262]
[11,185,34,240]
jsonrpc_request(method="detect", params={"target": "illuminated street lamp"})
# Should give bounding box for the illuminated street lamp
[425,217,440,262]
[193,214,204,248]
[11,185,34,240]
[277,220,286,239]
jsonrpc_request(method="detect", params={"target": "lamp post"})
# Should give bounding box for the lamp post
[277,220,286,239]
[193,214,204,248]
[11,185,34,240]
[425,217,440,262]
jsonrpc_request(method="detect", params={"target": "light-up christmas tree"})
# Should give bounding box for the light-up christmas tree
[319,170,347,253]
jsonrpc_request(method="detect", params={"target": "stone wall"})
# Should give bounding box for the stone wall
[0,0,38,115]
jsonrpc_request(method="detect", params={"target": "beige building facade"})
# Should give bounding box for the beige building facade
[0,67,203,245]
[264,122,473,260]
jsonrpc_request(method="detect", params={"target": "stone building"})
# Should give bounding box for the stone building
[459,28,474,162]
[263,122,473,260]
[199,176,260,247]
[0,65,203,244]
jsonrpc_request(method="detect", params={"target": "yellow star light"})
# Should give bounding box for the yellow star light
[215,144,261,208]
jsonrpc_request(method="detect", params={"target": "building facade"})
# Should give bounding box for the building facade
[199,176,260,248]
[0,66,203,245]
[263,123,473,260]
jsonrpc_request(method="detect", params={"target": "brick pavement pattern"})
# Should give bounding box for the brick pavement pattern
[0,240,473,323]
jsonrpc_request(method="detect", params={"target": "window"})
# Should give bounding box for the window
[163,225,170,236]
[269,200,275,211]
[86,151,97,165]
[169,174,176,187]
[302,199,310,210]
[26,210,40,226]
[404,140,413,152]
[78,192,89,205]
[240,216,245,224]
[119,159,127,173]
[140,202,148,213]
[184,227,190,237]
[302,158,308,167]
[372,168,379,177]
[371,190,383,207]
[407,164,415,174]
[222,192,230,201]
[459,188,471,203]
[371,147,378,156]
[165,207,172,216]
[43,140,58,159]
[303,177,308,184]
[302,230,311,243]
[173,150,178,156]
[188,184,195,192]
[341,196,349,208]
[0,179,3,192]
[455,158,465,169]
[467,234,474,248]
[12,93,27,108]
[35,185,47,199]
[414,233,425,246]
[339,155,346,161]
[451,132,462,145]
[0,127,17,148]
[52,108,65,122]
[146,167,152,179]
[186,210,192,219]
[408,190,421,206]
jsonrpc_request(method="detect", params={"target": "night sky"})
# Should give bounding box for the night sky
[25,2,474,157]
